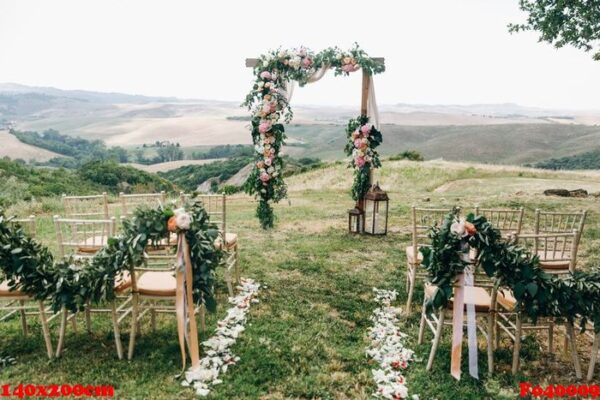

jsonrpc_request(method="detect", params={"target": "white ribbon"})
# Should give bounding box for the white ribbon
[464,264,479,379]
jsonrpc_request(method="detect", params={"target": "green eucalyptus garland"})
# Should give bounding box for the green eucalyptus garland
[243,43,385,229]
[421,209,600,333]
[0,202,222,314]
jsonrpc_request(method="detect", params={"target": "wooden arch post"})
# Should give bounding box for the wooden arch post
[245,56,384,211]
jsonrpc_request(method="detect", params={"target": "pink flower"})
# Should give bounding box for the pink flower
[360,125,371,135]
[302,57,312,68]
[260,71,272,80]
[270,102,277,113]
[355,157,366,168]
[258,120,272,134]
[354,138,362,148]
[260,172,270,182]
[264,157,272,166]
[342,64,359,73]
[351,130,359,139]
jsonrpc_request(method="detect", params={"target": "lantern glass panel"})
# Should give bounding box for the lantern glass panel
[364,198,388,235]
[348,208,364,234]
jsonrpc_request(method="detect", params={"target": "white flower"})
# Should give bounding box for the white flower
[450,218,466,236]
[175,210,192,230]
[257,81,264,87]
[267,167,274,174]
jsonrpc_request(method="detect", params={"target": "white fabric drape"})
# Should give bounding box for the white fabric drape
[281,65,380,128]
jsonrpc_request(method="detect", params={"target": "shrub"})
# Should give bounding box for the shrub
[389,150,424,161]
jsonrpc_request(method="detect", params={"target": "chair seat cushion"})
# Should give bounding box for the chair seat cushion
[537,251,571,270]
[425,284,492,312]
[137,271,176,297]
[406,246,424,264]
[114,271,132,293]
[77,235,109,253]
[497,290,516,311]
[214,233,238,250]
[0,280,26,298]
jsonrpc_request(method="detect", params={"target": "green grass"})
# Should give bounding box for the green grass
[1,160,599,399]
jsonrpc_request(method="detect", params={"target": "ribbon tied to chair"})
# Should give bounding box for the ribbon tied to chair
[175,233,201,374]
[450,248,479,380]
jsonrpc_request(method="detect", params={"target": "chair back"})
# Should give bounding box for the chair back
[120,192,166,218]
[180,192,226,237]
[62,193,109,219]
[129,250,177,293]
[514,230,579,274]
[411,206,454,258]
[475,207,524,239]
[11,215,37,238]
[534,209,587,242]
[53,216,115,258]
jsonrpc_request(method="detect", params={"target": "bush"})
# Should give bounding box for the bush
[218,185,242,195]
[389,150,424,161]
[78,160,175,193]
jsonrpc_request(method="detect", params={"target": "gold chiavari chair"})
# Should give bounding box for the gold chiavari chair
[0,216,53,358]
[62,193,109,219]
[53,216,131,359]
[405,206,454,314]
[180,192,239,297]
[588,326,598,382]
[475,206,524,239]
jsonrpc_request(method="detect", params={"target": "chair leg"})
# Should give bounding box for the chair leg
[405,264,416,315]
[487,311,495,375]
[19,300,28,336]
[417,297,427,345]
[150,305,156,333]
[71,314,78,333]
[234,243,241,284]
[85,302,92,334]
[511,313,522,374]
[38,302,53,359]
[55,306,68,358]
[111,301,123,360]
[494,315,501,350]
[199,304,206,333]
[426,309,445,371]
[588,334,599,382]
[225,257,234,297]
[548,320,554,355]
[127,293,139,360]
[565,321,582,379]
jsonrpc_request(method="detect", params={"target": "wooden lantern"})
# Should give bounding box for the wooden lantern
[363,183,389,235]
[348,207,364,234]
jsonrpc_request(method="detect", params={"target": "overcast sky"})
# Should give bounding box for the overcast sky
[0,0,599,110]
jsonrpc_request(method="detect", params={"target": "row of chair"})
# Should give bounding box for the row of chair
[0,192,241,361]
[406,206,596,380]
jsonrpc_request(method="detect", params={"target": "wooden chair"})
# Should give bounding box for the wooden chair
[496,231,581,372]
[0,216,53,359]
[181,192,239,297]
[475,207,524,239]
[417,279,497,374]
[405,206,453,314]
[53,216,131,359]
[125,249,205,360]
[62,193,109,219]
[120,192,166,218]
[534,210,587,242]
[587,327,598,382]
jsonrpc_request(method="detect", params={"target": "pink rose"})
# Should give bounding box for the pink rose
[256,161,264,169]
[302,57,312,68]
[355,157,366,168]
[260,71,272,80]
[260,172,270,182]
[351,130,359,139]
[270,102,277,113]
[262,104,272,114]
[264,157,272,166]
[360,125,371,135]
[258,120,272,134]
[354,138,362,148]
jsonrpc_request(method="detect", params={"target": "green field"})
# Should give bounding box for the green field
[1,160,599,399]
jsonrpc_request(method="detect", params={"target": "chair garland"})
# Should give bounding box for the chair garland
[421,208,600,333]
[0,201,222,314]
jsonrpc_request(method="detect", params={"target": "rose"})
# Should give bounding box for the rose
[259,172,270,182]
[167,216,177,232]
[302,57,312,68]
[269,102,277,113]
[354,138,362,148]
[264,157,272,166]
[355,156,366,168]
[464,221,477,236]
[261,104,271,114]
[343,56,352,64]
[269,148,275,154]
[451,220,465,236]
[175,212,192,230]
[260,71,271,80]
[360,125,371,135]
[256,161,264,169]
[258,120,272,134]
[351,130,359,139]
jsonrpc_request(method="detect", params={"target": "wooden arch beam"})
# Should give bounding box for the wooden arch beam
[245,57,384,68]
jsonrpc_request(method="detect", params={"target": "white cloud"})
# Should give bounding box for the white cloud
[0,0,598,110]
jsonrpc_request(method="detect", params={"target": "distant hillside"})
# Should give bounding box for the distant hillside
[533,149,600,170]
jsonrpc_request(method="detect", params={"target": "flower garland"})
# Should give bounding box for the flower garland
[182,278,260,397]
[0,202,222,313]
[367,289,416,400]
[243,44,385,229]
[420,209,600,332]
[345,115,382,201]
